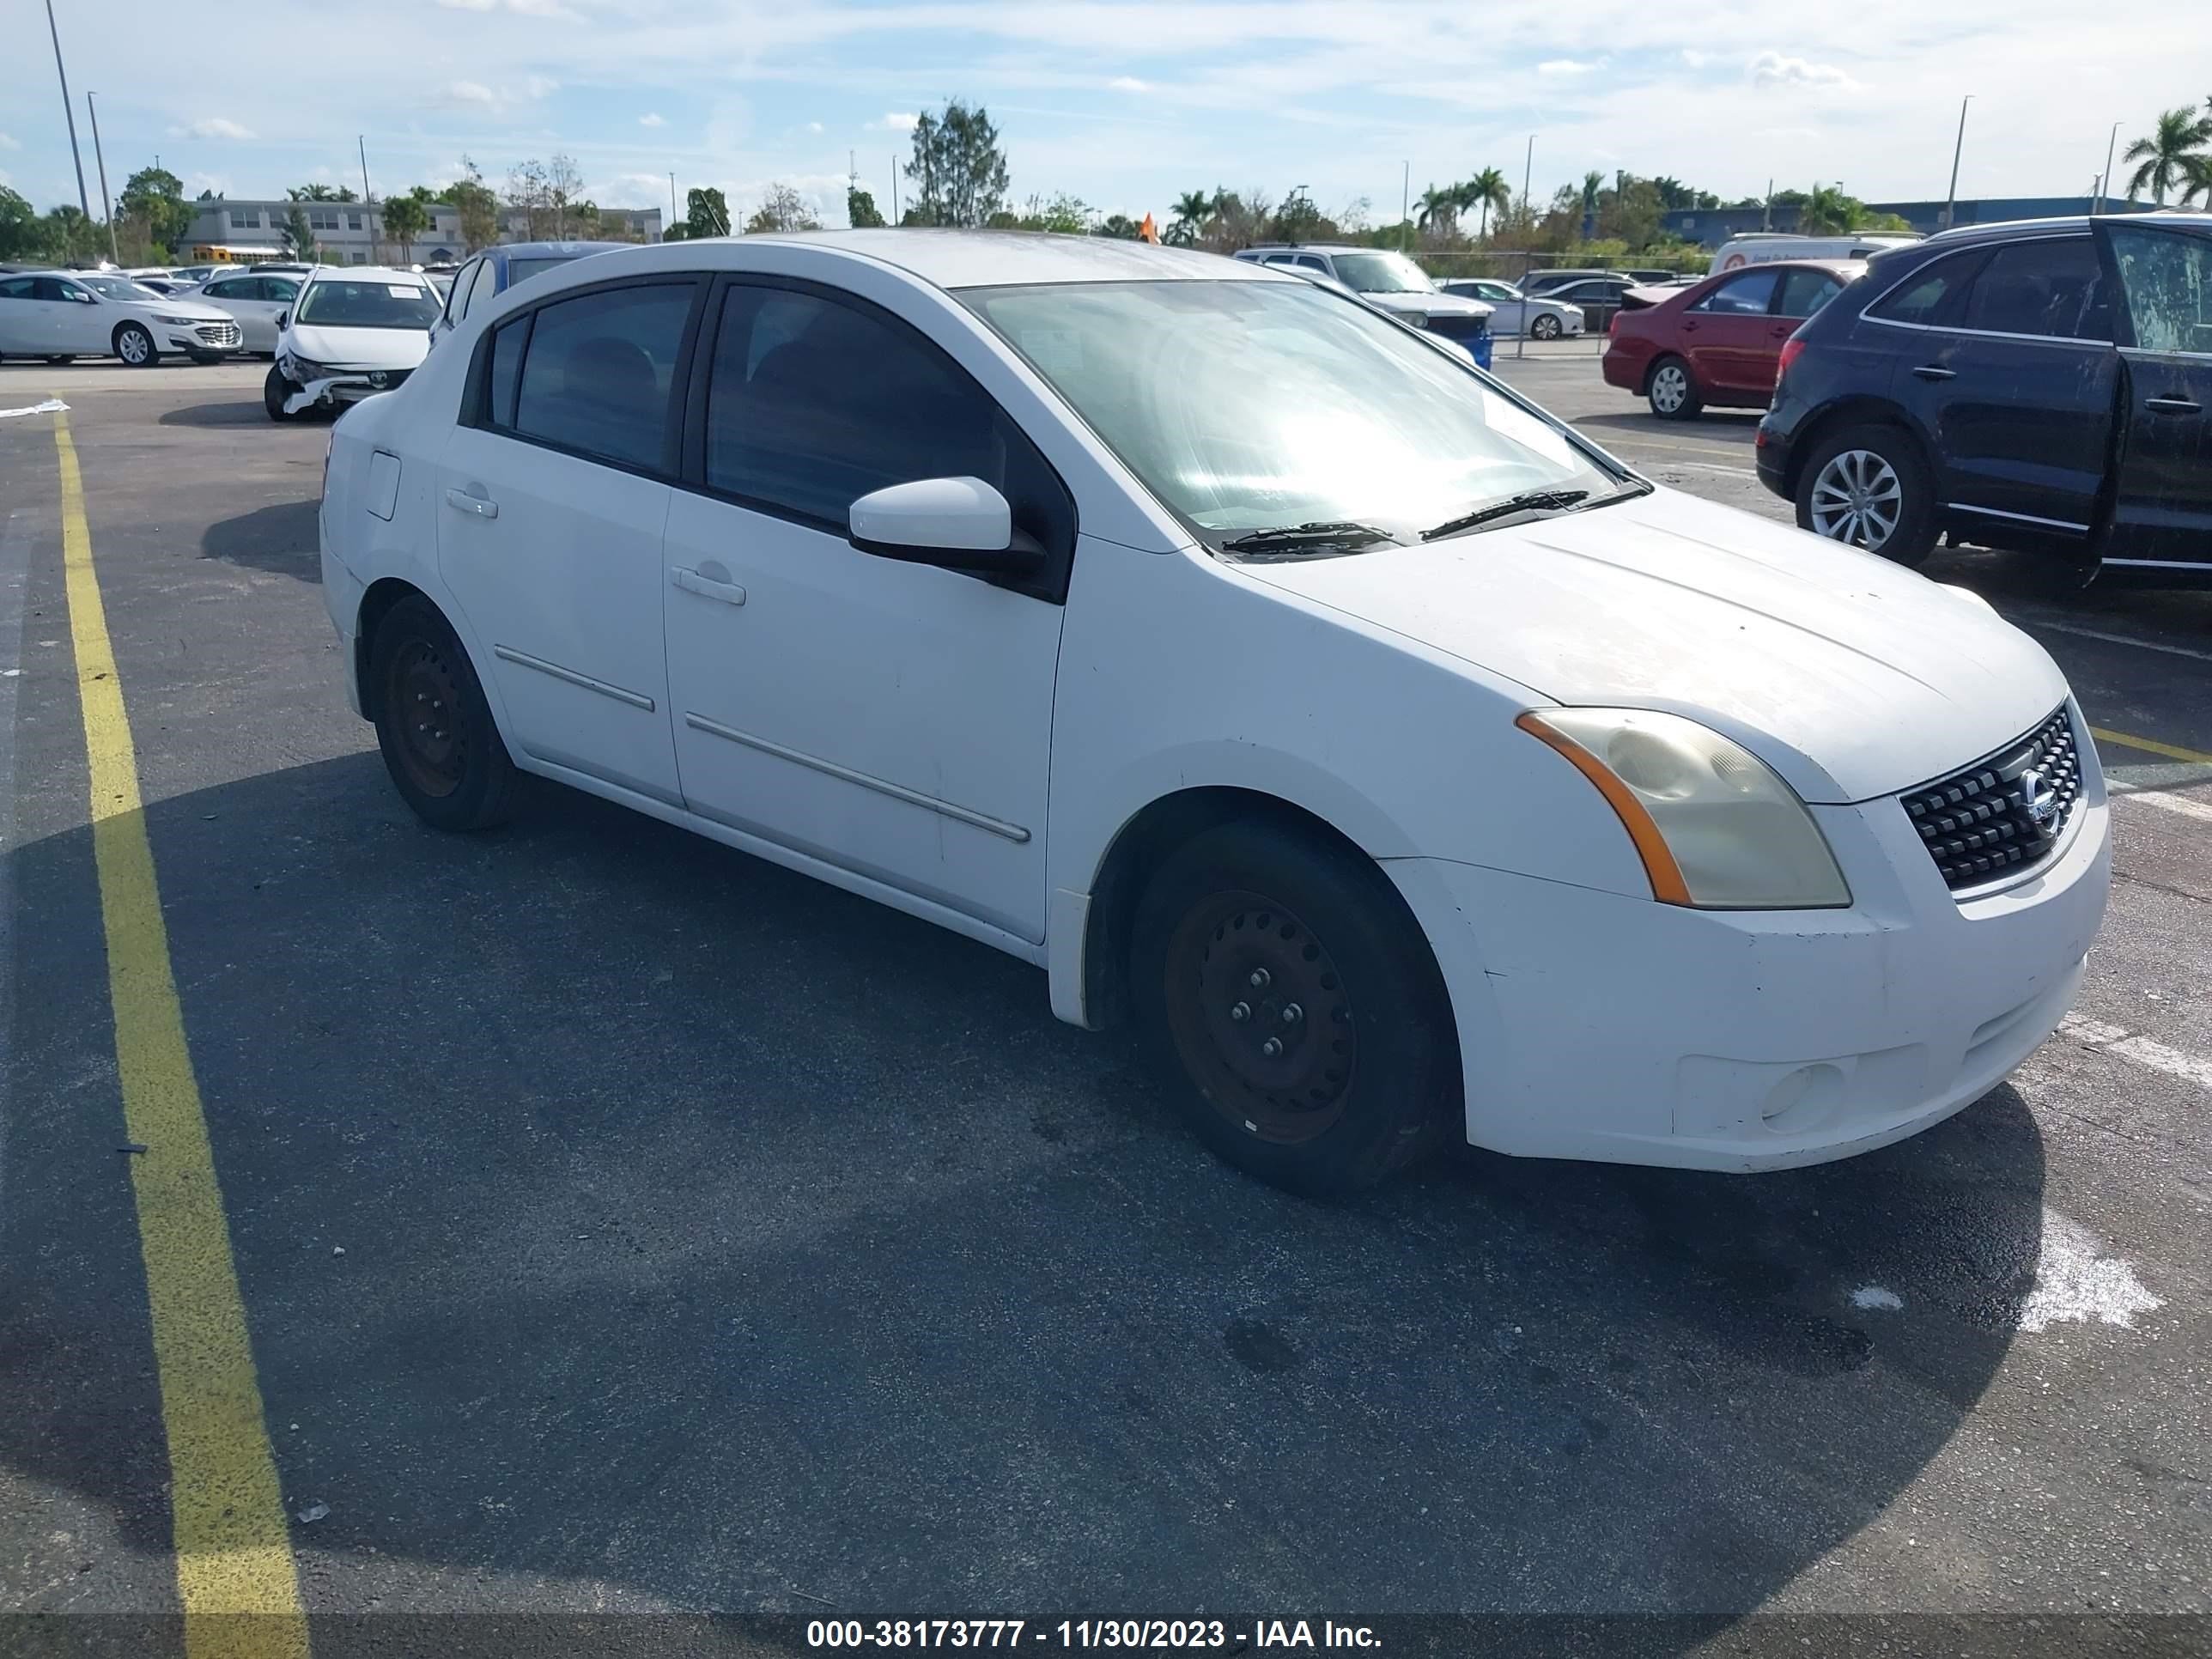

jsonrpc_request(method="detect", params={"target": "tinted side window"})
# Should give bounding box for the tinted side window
[1961,239,2109,340]
[1774,268,1842,319]
[446,258,478,322]
[0,276,33,301]
[1693,270,1782,314]
[487,316,528,428]
[1868,251,1986,326]
[512,283,694,471]
[703,283,1062,539]
[2107,226,2212,355]
[264,277,300,303]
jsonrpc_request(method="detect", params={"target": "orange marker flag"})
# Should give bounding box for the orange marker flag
[1139,212,1160,244]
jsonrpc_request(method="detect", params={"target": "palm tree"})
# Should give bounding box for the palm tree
[2181,153,2212,208]
[2124,105,2212,204]
[1414,184,1459,236]
[1168,189,1214,247]
[1464,167,1510,240]
[1799,184,1856,234]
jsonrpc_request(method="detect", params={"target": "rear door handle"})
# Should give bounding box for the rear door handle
[1911,365,1956,381]
[2143,396,2203,415]
[672,566,747,606]
[443,486,498,519]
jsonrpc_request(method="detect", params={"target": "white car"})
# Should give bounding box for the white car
[1436,278,1585,339]
[319,234,2110,1194]
[1232,245,1494,350]
[189,268,304,355]
[0,270,241,365]
[267,267,441,421]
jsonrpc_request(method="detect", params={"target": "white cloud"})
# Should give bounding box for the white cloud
[639,112,666,127]
[441,80,501,108]
[174,117,256,140]
[434,0,497,9]
[1748,51,1860,90]
[436,0,574,13]
[1109,76,1149,93]
[874,112,921,132]
[1680,49,1713,69]
[1536,58,1600,77]
[806,121,824,134]
[525,75,561,100]
[0,131,21,151]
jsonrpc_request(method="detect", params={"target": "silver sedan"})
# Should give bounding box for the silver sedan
[1436,279,1584,340]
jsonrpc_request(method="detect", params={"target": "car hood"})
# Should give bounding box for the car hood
[1364,290,1493,320]
[1237,486,2069,804]
[129,295,232,321]
[285,323,429,371]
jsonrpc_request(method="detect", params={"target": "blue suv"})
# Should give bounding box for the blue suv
[1757,214,2212,585]
[428,241,630,349]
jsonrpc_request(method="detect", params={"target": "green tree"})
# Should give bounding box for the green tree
[903,99,1011,228]
[1414,183,1460,235]
[279,204,317,258]
[1020,191,1090,234]
[382,194,430,261]
[293,183,339,202]
[2181,153,2212,208]
[2124,105,2212,204]
[118,166,193,256]
[847,185,886,228]
[1096,212,1141,240]
[684,186,731,238]
[745,182,820,234]
[1272,186,1324,243]
[0,185,42,260]
[1167,189,1214,246]
[439,158,500,252]
[1798,183,1857,234]
[1464,167,1510,240]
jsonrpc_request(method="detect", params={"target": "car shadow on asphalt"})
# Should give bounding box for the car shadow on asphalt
[1,752,2049,1624]
[156,401,270,428]
[197,499,322,583]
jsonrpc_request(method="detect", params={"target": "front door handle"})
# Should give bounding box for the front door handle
[444,486,498,519]
[672,566,747,606]
[2143,396,2203,415]
[1911,365,1956,381]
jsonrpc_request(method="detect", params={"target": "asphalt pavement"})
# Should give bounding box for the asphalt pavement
[3,358,2209,1653]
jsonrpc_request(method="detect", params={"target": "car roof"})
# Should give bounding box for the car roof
[301,265,434,286]
[714,229,1291,289]
[493,241,634,262]
[1924,210,2212,246]
[1238,243,1364,255]
[1709,258,1867,276]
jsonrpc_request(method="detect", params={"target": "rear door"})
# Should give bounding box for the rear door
[1678,268,1780,394]
[0,275,46,352]
[41,277,108,354]
[435,275,704,803]
[2100,220,2212,574]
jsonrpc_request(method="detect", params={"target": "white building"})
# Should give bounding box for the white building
[182,199,662,263]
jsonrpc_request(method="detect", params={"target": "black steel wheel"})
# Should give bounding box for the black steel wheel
[369,595,516,831]
[264,365,300,422]
[1133,820,1458,1195]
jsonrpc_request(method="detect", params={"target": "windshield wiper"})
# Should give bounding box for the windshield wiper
[1218,520,1395,556]
[1419,489,1589,542]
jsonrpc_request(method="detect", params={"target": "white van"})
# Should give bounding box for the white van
[1710,232,1919,274]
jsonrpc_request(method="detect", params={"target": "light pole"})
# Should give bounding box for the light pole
[86,91,118,265]
[1942,94,1972,229]
[1516,135,1534,362]
[43,0,94,242]
[2097,121,2119,214]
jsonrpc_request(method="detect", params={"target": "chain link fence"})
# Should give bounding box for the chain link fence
[1411,247,1715,358]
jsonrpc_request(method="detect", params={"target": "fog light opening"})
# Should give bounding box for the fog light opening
[1760,1063,1845,1135]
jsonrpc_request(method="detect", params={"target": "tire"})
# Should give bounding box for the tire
[1530,313,1562,341]
[1131,820,1459,1196]
[113,323,157,368]
[1794,422,1938,567]
[1645,355,1702,420]
[264,365,301,422]
[368,595,517,832]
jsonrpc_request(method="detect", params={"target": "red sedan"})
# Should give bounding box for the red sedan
[1602,259,1865,421]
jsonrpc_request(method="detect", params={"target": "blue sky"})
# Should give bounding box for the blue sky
[3,0,2205,230]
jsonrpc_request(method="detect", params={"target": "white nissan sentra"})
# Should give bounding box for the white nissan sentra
[318,233,2111,1194]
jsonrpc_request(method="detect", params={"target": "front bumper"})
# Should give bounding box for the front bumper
[162,319,242,354]
[1389,719,2112,1170]
[283,369,410,414]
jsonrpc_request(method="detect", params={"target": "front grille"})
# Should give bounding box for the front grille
[196,322,240,345]
[1901,707,2083,892]
[362,368,410,391]
[1425,313,1492,343]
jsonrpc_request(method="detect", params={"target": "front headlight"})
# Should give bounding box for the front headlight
[282,354,331,381]
[1518,708,1851,909]
[157,315,204,327]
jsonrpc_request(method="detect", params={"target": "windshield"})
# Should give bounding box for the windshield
[81,276,165,302]
[1327,251,1436,295]
[962,279,1618,545]
[295,279,442,330]
[506,256,578,287]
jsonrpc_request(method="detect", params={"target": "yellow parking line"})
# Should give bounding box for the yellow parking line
[2091,726,2212,768]
[53,410,309,1659]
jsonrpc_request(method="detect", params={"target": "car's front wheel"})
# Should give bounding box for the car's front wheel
[113,323,157,368]
[1646,355,1701,420]
[1796,423,1938,567]
[1131,821,1458,1196]
[369,595,518,832]
[263,365,301,422]
[1530,313,1562,341]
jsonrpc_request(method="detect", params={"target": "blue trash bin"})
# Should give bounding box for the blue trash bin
[1472,326,1494,371]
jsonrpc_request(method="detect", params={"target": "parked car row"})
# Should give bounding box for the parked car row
[0,270,241,365]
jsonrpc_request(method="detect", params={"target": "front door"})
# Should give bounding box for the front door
[434,276,703,804]
[1908,235,2118,543]
[661,279,1068,943]
[2102,220,2212,574]
[40,277,106,354]
[1679,267,1780,396]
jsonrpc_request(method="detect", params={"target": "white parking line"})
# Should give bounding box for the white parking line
[2021,617,2212,665]
[2058,1013,2212,1091]
[2108,778,2212,824]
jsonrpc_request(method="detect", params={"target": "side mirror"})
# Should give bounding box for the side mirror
[275,312,289,329]
[848,477,1041,575]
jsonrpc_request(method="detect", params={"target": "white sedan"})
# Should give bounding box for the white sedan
[267,267,440,420]
[319,234,2109,1194]
[0,270,241,364]
[188,268,303,354]
[1437,277,1585,339]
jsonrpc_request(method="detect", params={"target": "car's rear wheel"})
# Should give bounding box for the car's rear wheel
[1530,313,1562,341]
[1132,820,1458,1196]
[263,365,300,422]
[1796,423,1938,567]
[113,323,157,368]
[369,595,517,832]
[1646,356,1701,420]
